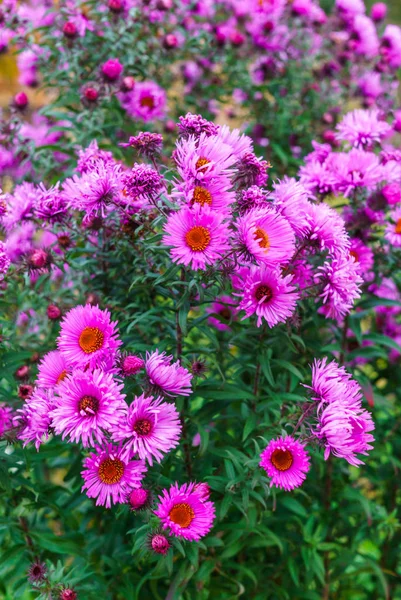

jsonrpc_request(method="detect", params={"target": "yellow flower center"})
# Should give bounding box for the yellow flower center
[185,226,211,252]
[169,502,195,528]
[57,369,68,384]
[395,218,401,234]
[98,458,125,484]
[254,227,270,250]
[79,395,99,415]
[192,186,212,207]
[78,327,104,354]
[195,157,210,172]
[133,418,152,436]
[271,449,293,471]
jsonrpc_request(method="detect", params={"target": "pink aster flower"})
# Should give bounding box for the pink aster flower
[235,207,295,266]
[350,15,379,59]
[214,124,253,159]
[122,81,166,122]
[0,241,10,280]
[349,238,374,278]
[303,202,350,255]
[270,178,310,236]
[36,350,70,389]
[127,487,152,511]
[17,388,55,450]
[148,532,171,555]
[327,149,385,197]
[370,277,401,315]
[206,295,238,331]
[145,350,192,397]
[385,208,401,248]
[306,358,363,408]
[1,182,37,232]
[51,369,127,447]
[172,175,235,214]
[177,113,219,139]
[315,255,362,321]
[0,403,13,437]
[174,132,236,184]
[111,393,181,465]
[335,0,365,19]
[35,182,67,223]
[57,304,122,370]
[381,25,401,70]
[382,182,401,206]
[336,109,392,148]
[154,482,215,541]
[76,140,114,175]
[81,443,147,508]
[238,265,299,328]
[299,159,336,196]
[315,400,374,466]
[163,204,231,270]
[119,354,145,377]
[259,436,310,491]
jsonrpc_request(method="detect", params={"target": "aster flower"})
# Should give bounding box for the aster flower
[370,277,401,315]
[62,162,122,219]
[122,81,166,122]
[111,393,181,465]
[271,178,310,236]
[382,183,401,206]
[381,25,401,69]
[145,350,192,397]
[206,295,238,331]
[349,238,374,278]
[259,436,310,491]
[172,176,235,214]
[336,0,365,19]
[118,354,145,377]
[1,182,37,232]
[215,125,253,159]
[237,186,269,214]
[163,204,231,271]
[154,482,215,541]
[17,388,55,450]
[147,531,171,555]
[35,182,67,223]
[350,15,379,59]
[385,208,401,248]
[0,403,13,437]
[315,255,362,321]
[127,486,152,511]
[28,561,47,583]
[177,113,219,138]
[327,149,385,197]
[57,304,122,370]
[234,152,270,188]
[51,369,127,447]
[58,587,78,600]
[235,207,295,266]
[122,163,164,204]
[336,109,392,148]
[299,159,336,196]
[306,358,363,408]
[0,241,10,280]
[76,140,114,175]
[81,443,147,508]
[303,202,350,255]
[36,350,70,389]
[174,133,236,184]
[238,265,299,328]
[120,132,163,157]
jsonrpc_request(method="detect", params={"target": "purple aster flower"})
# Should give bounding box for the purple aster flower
[5,223,35,263]
[57,304,122,370]
[35,182,67,223]
[235,207,295,266]
[127,487,152,511]
[28,561,48,583]
[0,403,13,437]
[148,531,171,555]
[76,140,114,175]
[349,238,374,278]
[237,186,269,214]
[237,265,299,328]
[299,159,336,196]
[174,133,236,184]
[215,125,253,159]
[118,354,145,377]
[111,393,181,465]
[350,15,379,59]
[1,182,37,232]
[120,132,163,157]
[382,183,401,206]
[145,350,192,397]
[121,81,166,122]
[154,482,215,541]
[327,149,385,197]
[177,113,219,138]
[122,163,164,204]
[259,436,310,491]
[206,295,238,331]
[369,277,401,315]
[385,208,401,248]
[17,388,55,450]
[234,152,270,188]
[270,178,310,236]
[163,204,231,271]
[357,72,383,100]
[303,202,350,255]
[62,162,122,220]
[306,358,363,408]
[336,109,392,148]
[0,241,10,280]
[36,350,70,389]
[81,443,147,508]
[51,369,127,447]
[315,255,362,321]
[381,25,401,69]
[335,0,365,19]
[172,176,235,214]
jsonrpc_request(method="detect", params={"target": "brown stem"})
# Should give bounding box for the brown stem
[19,516,35,554]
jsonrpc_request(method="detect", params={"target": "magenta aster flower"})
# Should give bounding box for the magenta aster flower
[120,132,163,157]
[76,140,114,175]
[148,532,171,555]
[234,152,270,188]
[271,178,310,236]
[385,208,401,248]
[81,443,147,508]
[259,436,310,491]
[101,58,123,81]
[327,149,385,197]
[370,277,401,315]
[127,487,152,511]
[306,358,363,408]
[17,388,55,450]
[35,182,67,223]
[206,295,238,331]
[238,265,299,328]
[154,482,215,541]
[237,186,268,214]
[315,400,374,466]
[163,204,231,270]
[1,182,36,232]
[177,113,219,138]
[51,369,127,447]
[111,393,181,465]
[122,163,164,203]
[336,109,392,148]
[174,133,236,184]
[349,238,374,278]
[381,25,401,69]
[36,350,70,389]
[215,124,253,159]
[0,403,13,437]
[299,159,336,196]
[145,350,192,397]
[0,241,10,280]
[303,202,350,255]
[350,15,379,59]
[315,255,362,321]
[235,207,295,266]
[123,81,166,122]
[57,305,122,370]
[382,182,401,206]
[172,176,235,214]
[119,354,145,377]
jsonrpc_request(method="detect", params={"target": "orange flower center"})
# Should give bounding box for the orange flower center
[57,369,68,384]
[349,250,359,262]
[255,285,273,303]
[140,95,155,109]
[271,449,293,471]
[192,186,212,207]
[79,395,99,415]
[169,502,195,528]
[254,227,270,250]
[133,418,152,436]
[98,458,124,484]
[78,326,104,354]
[185,226,211,251]
[395,218,401,234]
[195,157,210,172]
